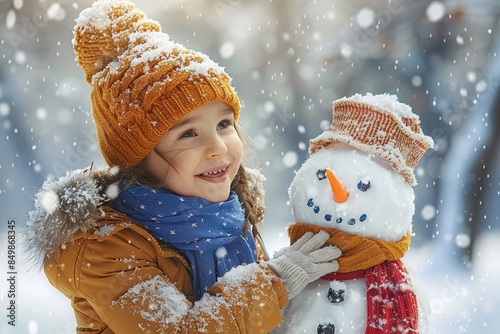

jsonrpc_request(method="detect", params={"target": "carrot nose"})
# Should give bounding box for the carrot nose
[326,168,349,203]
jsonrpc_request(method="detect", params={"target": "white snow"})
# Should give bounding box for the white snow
[412,75,423,87]
[215,246,228,258]
[14,51,26,64]
[216,262,261,287]
[405,233,500,333]
[94,224,116,237]
[35,108,47,121]
[39,190,59,215]
[421,204,436,221]
[5,10,16,29]
[336,93,414,118]
[112,275,191,327]
[105,182,120,200]
[282,151,298,168]
[455,233,471,248]
[73,0,141,37]
[12,0,22,10]
[356,8,375,29]
[320,119,331,131]
[189,293,228,333]
[0,102,10,117]
[329,280,346,292]
[243,167,267,191]
[46,3,66,21]
[219,41,236,59]
[426,2,446,22]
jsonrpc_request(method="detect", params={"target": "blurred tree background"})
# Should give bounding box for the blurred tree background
[1,0,499,333]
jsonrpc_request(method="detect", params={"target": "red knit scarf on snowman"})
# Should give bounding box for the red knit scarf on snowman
[288,223,419,334]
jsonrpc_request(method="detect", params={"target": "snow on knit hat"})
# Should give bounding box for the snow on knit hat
[72,0,240,167]
[309,93,434,186]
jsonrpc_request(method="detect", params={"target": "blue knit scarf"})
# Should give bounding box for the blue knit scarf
[113,185,257,300]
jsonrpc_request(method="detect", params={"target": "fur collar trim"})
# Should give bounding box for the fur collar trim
[24,166,110,267]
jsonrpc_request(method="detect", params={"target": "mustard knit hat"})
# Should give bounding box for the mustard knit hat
[309,93,434,186]
[73,0,241,167]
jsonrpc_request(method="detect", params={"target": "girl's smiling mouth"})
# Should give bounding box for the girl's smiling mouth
[196,164,230,182]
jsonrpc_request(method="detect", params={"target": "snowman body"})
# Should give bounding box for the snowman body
[273,144,428,333]
[278,276,368,333]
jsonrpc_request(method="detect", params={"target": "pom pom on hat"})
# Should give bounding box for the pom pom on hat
[73,0,240,167]
[309,93,434,186]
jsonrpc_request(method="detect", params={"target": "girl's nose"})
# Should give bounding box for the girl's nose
[326,168,349,203]
[205,135,228,157]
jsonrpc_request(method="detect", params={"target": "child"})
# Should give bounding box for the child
[25,1,341,333]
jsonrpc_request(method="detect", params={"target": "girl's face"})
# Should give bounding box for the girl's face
[139,102,243,203]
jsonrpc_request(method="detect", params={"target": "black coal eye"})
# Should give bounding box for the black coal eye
[357,180,371,192]
[316,169,327,180]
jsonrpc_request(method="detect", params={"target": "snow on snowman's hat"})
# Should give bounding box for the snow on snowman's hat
[309,93,434,186]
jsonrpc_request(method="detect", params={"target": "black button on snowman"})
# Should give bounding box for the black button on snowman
[327,287,345,304]
[315,286,344,334]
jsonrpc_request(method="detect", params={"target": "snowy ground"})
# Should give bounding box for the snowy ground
[405,233,500,333]
[269,231,500,334]
[1,231,498,334]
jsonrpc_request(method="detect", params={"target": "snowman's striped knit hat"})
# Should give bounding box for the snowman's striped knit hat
[309,93,434,186]
[73,0,240,167]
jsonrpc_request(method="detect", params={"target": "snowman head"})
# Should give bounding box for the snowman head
[289,94,434,242]
[289,143,415,241]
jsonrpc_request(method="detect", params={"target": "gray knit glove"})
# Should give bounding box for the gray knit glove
[266,231,341,300]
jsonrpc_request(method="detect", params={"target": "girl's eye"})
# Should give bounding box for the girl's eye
[357,180,371,192]
[316,169,327,180]
[217,119,232,131]
[180,129,196,138]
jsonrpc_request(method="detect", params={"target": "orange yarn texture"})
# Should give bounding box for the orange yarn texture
[309,98,434,185]
[288,222,411,273]
[73,0,240,167]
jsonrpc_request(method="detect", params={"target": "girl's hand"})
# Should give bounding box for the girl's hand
[265,231,341,300]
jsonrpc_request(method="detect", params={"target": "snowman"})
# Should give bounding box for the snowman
[273,93,434,334]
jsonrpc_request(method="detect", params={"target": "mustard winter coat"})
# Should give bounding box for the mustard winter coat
[26,167,287,333]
